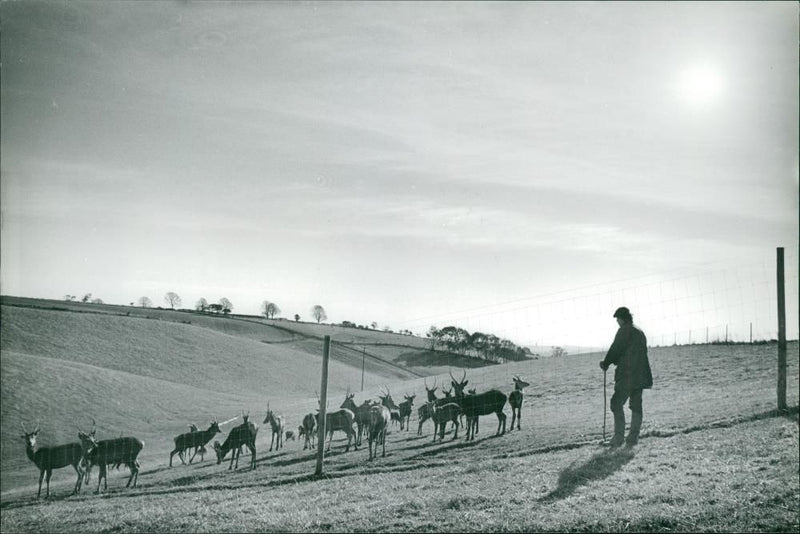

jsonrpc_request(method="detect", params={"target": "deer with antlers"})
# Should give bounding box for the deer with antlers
[509,376,531,431]
[21,422,85,499]
[450,370,507,440]
[77,419,144,493]
[378,386,402,428]
[213,415,258,470]
[340,390,374,446]
[397,394,415,431]
[263,403,285,452]
[169,420,221,467]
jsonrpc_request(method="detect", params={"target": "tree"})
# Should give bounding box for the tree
[81,293,92,303]
[219,298,233,314]
[261,300,281,319]
[195,297,208,312]
[426,326,439,350]
[371,321,378,330]
[138,296,153,308]
[91,298,104,304]
[64,295,76,302]
[208,303,223,314]
[294,314,300,322]
[311,305,327,324]
[164,292,182,310]
[551,346,567,358]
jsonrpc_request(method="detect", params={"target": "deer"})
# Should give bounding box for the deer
[340,390,374,446]
[21,422,85,499]
[315,408,357,452]
[77,420,144,493]
[169,420,221,467]
[213,418,258,470]
[263,403,285,452]
[300,414,316,450]
[450,370,507,440]
[509,376,531,431]
[398,394,415,431]
[378,386,402,428]
[430,402,462,442]
[417,378,458,435]
[367,405,391,460]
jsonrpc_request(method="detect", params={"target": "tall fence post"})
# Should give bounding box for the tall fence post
[315,336,331,475]
[777,248,787,410]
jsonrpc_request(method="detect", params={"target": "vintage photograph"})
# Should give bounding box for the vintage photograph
[1,1,797,531]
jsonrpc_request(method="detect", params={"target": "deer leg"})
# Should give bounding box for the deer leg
[73,463,83,494]
[37,469,44,499]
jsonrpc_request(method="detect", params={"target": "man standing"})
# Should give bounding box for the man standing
[600,307,653,448]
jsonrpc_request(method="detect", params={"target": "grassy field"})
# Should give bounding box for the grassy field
[1,297,798,532]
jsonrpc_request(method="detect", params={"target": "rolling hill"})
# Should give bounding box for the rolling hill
[1,295,797,518]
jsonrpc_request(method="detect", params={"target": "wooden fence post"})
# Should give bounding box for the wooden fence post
[315,336,331,475]
[777,248,787,410]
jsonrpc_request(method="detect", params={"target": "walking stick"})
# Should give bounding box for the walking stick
[602,368,607,443]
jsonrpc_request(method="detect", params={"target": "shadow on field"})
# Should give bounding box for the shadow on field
[539,448,634,502]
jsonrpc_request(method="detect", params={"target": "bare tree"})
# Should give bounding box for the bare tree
[311,305,327,324]
[165,292,182,310]
[195,297,208,312]
[138,296,153,308]
[261,301,281,319]
[219,298,233,314]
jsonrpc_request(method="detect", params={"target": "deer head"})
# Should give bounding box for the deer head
[424,378,438,401]
[449,370,468,398]
[512,376,530,390]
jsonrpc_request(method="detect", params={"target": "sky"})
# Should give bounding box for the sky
[1,1,798,348]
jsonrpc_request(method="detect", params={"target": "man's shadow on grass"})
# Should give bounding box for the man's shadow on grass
[539,447,635,502]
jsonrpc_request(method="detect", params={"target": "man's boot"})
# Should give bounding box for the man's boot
[626,411,642,448]
[609,410,625,448]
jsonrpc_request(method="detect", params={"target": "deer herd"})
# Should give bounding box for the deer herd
[19,372,530,499]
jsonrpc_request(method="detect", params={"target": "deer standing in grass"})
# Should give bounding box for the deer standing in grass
[509,376,530,431]
[398,394,415,432]
[340,391,374,446]
[450,370,507,440]
[367,405,391,460]
[21,422,85,499]
[300,414,316,450]
[417,378,459,436]
[263,403,285,452]
[430,402,462,442]
[169,420,220,467]
[316,408,357,452]
[378,387,402,428]
[77,420,144,493]
[213,418,258,470]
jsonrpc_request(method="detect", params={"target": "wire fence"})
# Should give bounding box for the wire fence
[393,246,799,351]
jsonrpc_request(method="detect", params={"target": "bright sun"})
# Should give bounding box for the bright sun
[678,62,724,107]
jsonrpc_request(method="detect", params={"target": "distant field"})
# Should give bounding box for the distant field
[1,296,797,532]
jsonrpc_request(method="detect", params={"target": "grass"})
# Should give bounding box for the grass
[1,296,798,532]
